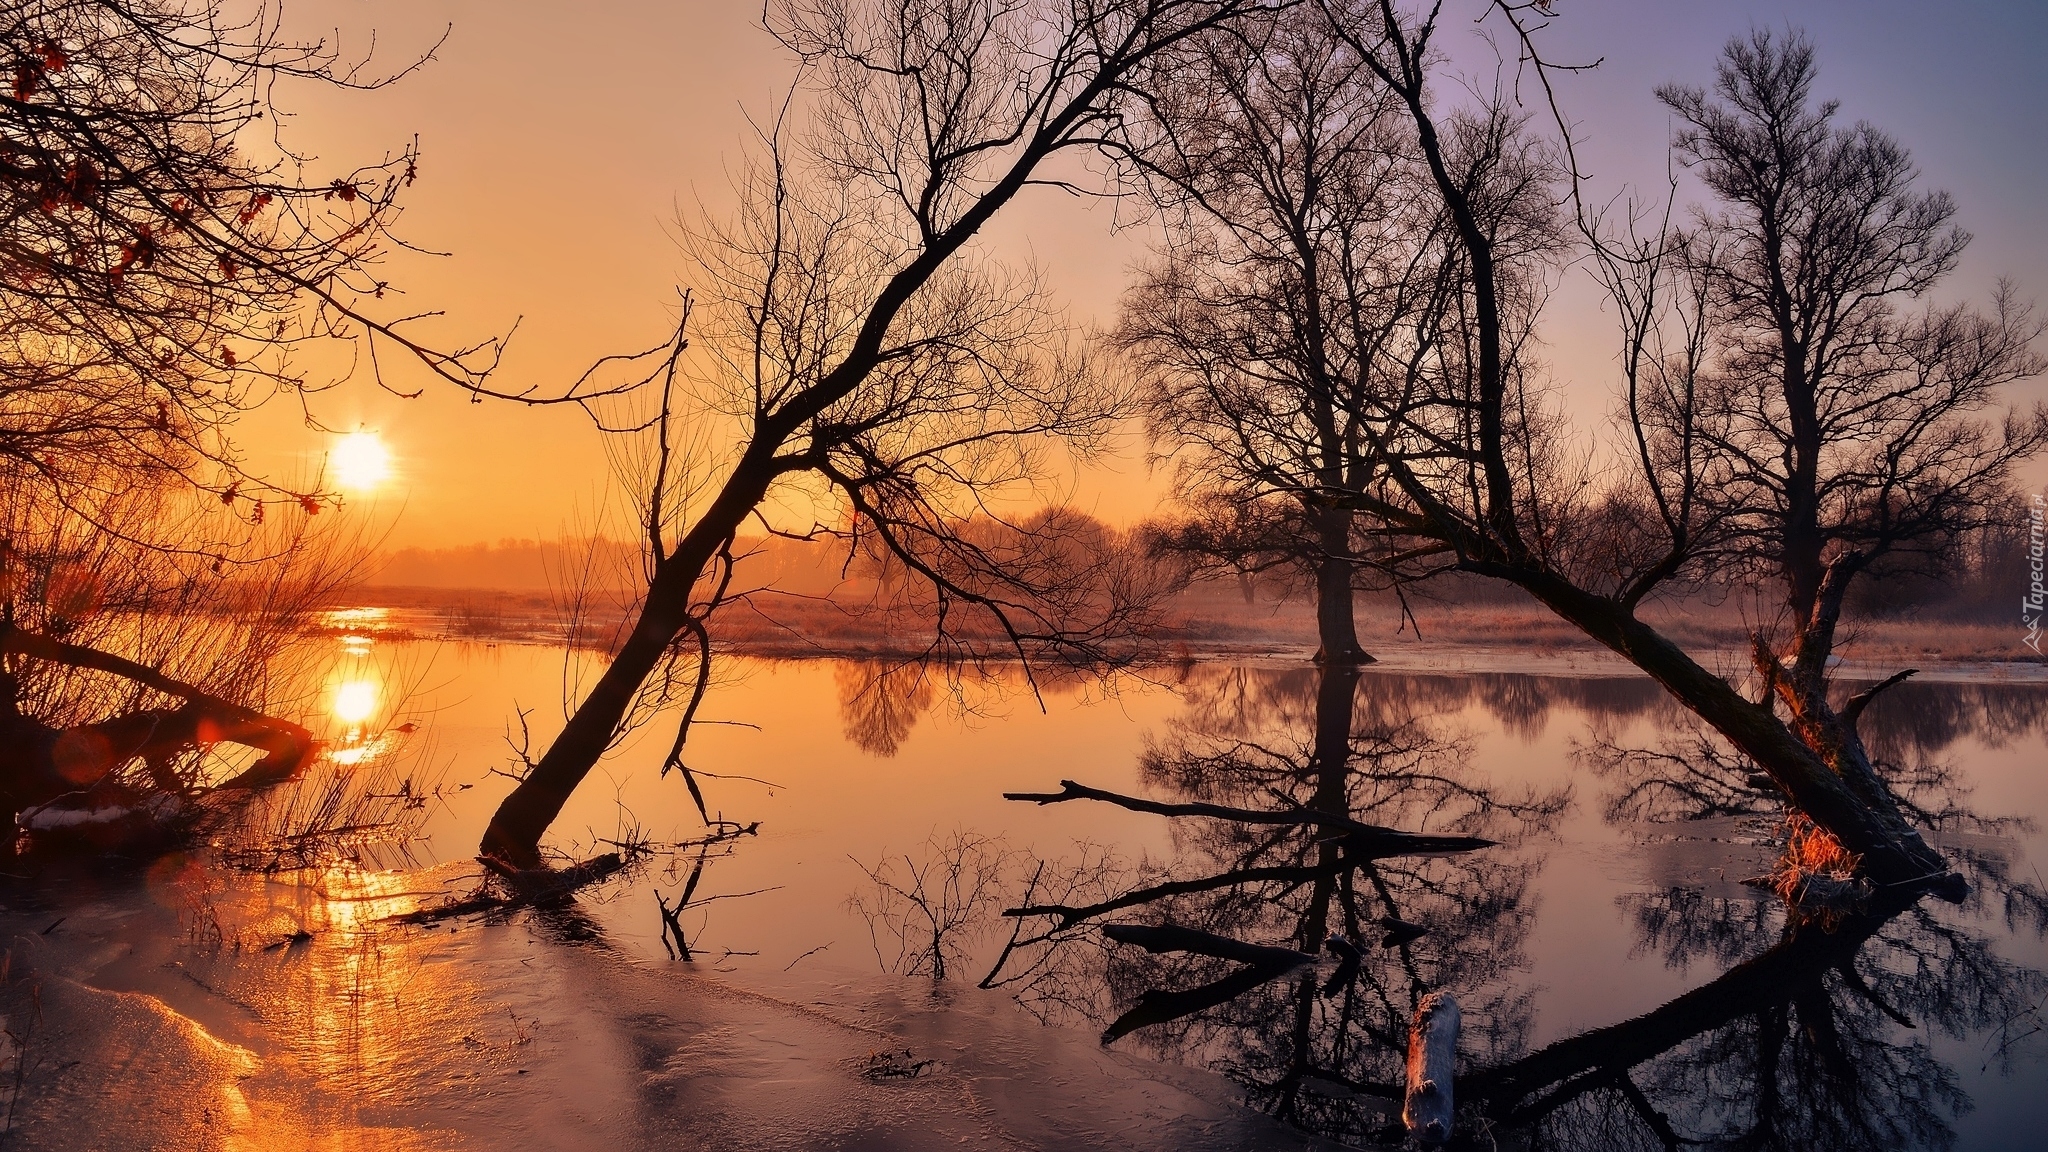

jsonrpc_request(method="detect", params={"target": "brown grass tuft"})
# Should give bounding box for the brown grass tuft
[1765,814,1875,925]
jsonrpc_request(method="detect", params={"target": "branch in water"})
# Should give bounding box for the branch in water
[1842,668,1918,732]
[1101,922,1317,968]
[1004,779,1496,855]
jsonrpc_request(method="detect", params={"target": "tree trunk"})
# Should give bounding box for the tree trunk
[1508,570,1955,893]
[1309,661,1362,820]
[479,615,678,867]
[1311,507,1372,665]
[1465,891,1907,1117]
[479,451,780,867]
[1304,661,1363,947]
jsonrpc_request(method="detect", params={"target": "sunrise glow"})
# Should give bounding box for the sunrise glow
[10,3,2043,1145]
[331,432,391,494]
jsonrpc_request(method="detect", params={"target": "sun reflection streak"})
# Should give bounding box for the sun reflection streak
[319,606,390,630]
[327,733,392,766]
[333,680,379,726]
[219,866,481,1093]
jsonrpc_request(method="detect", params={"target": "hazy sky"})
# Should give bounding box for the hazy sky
[249,1,2048,548]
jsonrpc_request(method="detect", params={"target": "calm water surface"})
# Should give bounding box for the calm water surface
[3,629,2044,1150]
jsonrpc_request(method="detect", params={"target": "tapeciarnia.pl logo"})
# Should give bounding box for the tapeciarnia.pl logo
[2026,492,2045,654]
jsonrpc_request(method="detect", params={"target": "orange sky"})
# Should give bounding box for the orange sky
[244,1,2048,550]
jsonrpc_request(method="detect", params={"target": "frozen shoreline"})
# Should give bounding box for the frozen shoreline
[0,860,1328,1151]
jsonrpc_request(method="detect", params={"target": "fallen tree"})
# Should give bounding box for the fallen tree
[1005,778,1497,855]
[0,619,315,848]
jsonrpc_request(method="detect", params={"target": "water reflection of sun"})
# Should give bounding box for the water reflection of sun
[327,732,391,767]
[320,606,389,630]
[333,679,378,726]
[243,866,477,1092]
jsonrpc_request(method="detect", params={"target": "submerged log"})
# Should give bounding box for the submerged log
[394,851,630,925]
[16,790,186,853]
[1101,922,1317,968]
[1378,916,1428,949]
[1101,961,1305,1045]
[1097,922,1321,1044]
[1004,779,1496,856]
[0,623,317,847]
[1404,990,1460,1145]
[1008,861,1350,928]
[1321,933,1363,996]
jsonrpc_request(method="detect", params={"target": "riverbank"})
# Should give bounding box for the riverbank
[322,585,2048,680]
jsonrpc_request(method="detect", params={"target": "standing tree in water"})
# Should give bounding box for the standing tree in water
[479,0,1290,868]
[1297,1,2044,893]
[1115,3,1553,663]
[1650,28,2046,819]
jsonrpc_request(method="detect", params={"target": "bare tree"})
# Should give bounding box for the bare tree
[478,0,1290,868]
[1287,0,2046,895]
[849,828,1016,979]
[0,0,548,856]
[1113,4,1491,663]
[0,477,366,843]
[1652,27,2047,795]
[834,658,940,756]
[0,0,576,539]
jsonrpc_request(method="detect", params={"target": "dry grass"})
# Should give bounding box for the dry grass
[1760,814,1874,925]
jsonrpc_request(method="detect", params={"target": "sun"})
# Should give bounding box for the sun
[331,431,391,494]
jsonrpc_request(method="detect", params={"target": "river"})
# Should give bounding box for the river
[2,622,2043,1150]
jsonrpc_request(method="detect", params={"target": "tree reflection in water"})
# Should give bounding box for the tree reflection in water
[992,664,2048,1151]
[1476,886,2046,1152]
[834,659,942,757]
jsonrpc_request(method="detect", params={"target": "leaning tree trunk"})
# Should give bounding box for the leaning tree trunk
[1512,571,1955,893]
[1358,8,1954,902]
[478,446,779,868]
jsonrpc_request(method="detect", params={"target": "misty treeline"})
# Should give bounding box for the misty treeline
[1,0,2042,904]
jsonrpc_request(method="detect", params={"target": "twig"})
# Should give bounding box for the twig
[784,943,833,971]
